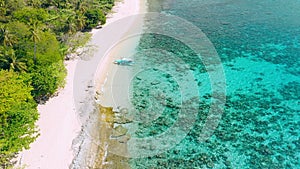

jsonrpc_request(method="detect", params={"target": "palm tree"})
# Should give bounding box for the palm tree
[52,0,72,9]
[0,48,27,72]
[75,12,86,31]
[26,0,42,7]
[0,0,4,7]
[28,19,41,63]
[0,24,17,47]
[76,0,88,13]
[66,12,77,34]
[0,0,6,20]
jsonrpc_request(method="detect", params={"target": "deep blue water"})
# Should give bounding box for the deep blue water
[126,0,300,168]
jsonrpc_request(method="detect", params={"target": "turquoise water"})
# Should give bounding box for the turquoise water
[127,0,300,168]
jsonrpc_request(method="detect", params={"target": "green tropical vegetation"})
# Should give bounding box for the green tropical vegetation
[0,0,114,167]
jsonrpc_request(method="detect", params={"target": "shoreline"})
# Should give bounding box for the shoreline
[90,0,147,167]
[16,0,146,168]
[72,0,147,168]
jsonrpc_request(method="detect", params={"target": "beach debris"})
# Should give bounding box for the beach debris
[113,58,134,66]
[94,91,102,102]
[95,25,102,29]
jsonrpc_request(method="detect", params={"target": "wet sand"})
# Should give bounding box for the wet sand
[72,0,147,168]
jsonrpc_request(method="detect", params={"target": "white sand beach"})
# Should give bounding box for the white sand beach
[16,0,144,168]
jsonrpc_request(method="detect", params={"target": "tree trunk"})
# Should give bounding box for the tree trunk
[34,42,36,64]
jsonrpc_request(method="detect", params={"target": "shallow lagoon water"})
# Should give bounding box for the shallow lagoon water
[121,0,300,168]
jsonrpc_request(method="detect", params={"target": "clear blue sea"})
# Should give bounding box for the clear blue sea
[126,0,300,168]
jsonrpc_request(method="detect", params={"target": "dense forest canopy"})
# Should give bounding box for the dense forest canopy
[0,0,114,167]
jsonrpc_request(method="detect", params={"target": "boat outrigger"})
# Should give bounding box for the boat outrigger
[113,58,134,66]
